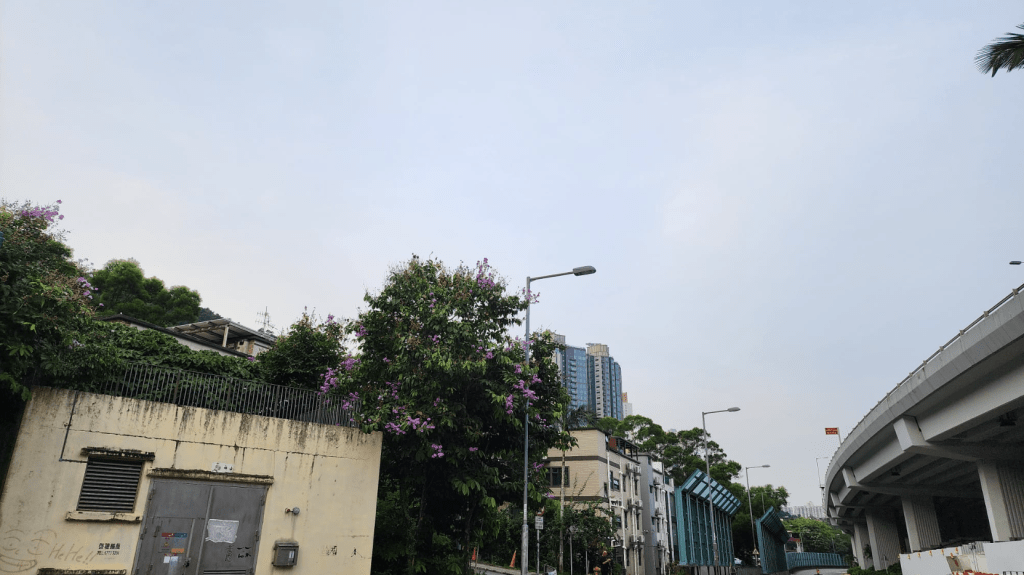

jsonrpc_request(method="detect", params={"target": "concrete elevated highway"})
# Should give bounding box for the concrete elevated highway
[824,284,1024,570]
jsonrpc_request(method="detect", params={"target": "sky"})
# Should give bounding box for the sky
[3,1,1023,507]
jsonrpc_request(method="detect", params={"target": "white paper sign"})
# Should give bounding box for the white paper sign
[206,519,240,543]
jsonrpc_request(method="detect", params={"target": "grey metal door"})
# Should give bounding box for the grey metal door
[195,484,266,574]
[133,480,266,575]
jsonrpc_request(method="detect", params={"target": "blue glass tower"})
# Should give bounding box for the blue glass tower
[553,336,625,421]
[552,334,591,413]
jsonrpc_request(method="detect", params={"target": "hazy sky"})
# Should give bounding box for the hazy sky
[4,1,1023,506]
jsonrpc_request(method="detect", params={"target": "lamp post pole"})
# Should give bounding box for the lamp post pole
[521,266,596,575]
[702,407,740,570]
[815,456,831,511]
[745,465,770,565]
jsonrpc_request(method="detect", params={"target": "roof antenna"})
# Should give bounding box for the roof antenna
[256,307,275,334]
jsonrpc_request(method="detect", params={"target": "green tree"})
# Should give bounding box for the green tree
[0,200,95,399]
[323,256,572,575]
[783,517,850,555]
[976,23,1024,76]
[197,307,222,321]
[257,311,345,390]
[91,259,202,326]
[732,484,790,564]
[0,200,95,493]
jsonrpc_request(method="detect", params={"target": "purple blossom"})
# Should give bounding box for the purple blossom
[430,443,445,458]
[514,364,522,374]
[469,447,478,452]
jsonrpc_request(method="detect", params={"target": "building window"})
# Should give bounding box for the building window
[76,457,145,513]
[548,466,570,487]
[609,473,620,491]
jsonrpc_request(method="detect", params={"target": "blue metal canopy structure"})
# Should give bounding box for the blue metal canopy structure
[755,507,789,574]
[674,469,742,569]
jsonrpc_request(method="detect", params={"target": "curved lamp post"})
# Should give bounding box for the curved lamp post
[703,407,740,568]
[521,265,596,575]
[745,464,770,565]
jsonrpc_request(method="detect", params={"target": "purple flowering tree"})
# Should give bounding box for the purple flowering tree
[321,256,571,575]
[0,200,95,400]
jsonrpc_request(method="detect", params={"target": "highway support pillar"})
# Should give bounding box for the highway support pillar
[865,508,901,571]
[852,522,869,568]
[978,461,1024,541]
[901,496,941,551]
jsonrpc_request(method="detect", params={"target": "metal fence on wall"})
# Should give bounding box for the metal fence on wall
[785,552,847,569]
[91,362,360,428]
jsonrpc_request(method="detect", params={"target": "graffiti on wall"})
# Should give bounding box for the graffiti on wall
[0,529,125,573]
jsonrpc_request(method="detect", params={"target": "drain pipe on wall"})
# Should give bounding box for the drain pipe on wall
[58,391,84,463]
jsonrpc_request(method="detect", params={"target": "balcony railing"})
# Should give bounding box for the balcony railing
[89,362,360,428]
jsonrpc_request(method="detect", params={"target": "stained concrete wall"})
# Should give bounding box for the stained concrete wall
[0,387,382,575]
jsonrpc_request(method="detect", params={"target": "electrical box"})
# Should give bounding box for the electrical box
[272,542,299,567]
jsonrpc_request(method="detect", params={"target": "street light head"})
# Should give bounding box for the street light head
[573,266,596,276]
[727,407,740,412]
[763,464,770,468]
[1011,261,1022,265]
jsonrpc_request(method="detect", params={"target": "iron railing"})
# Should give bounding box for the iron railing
[785,552,847,569]
[91,362,360,428]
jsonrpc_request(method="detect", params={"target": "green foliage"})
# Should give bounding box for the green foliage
[596,415,741,488]
[46,321,261,391]
[91,259,202,326]
[848,562,900,575]
[783,517,850,555]
[324,256,572,575]
[976,23,1024,77]
[198,307,222,321]
[257,311,344,390]
[0,200,95,399]
[732,484,789,564]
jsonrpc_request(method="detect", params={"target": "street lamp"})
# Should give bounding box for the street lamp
[521,265,596,575]
[703,407,740,567]
[815,457,830,496]
[745,465,770,565]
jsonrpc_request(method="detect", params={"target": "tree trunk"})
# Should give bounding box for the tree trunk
[407,480,429,575]
[460,501,479,575]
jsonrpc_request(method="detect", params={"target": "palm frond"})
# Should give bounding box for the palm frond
[976,23,1024,76]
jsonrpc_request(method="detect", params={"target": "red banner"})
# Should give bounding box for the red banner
[825,427,839,435]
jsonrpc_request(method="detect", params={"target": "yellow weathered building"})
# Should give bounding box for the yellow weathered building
[0,384,381,575]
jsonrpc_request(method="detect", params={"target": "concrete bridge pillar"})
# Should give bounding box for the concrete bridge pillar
[978,461,1024,541]
[901,496,941,551]
[851,523,869,568]
[865,509,901,570]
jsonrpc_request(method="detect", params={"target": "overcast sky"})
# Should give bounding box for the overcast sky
[4,1,1023,507]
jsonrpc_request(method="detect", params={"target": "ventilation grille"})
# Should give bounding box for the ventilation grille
[76,458,144,512]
